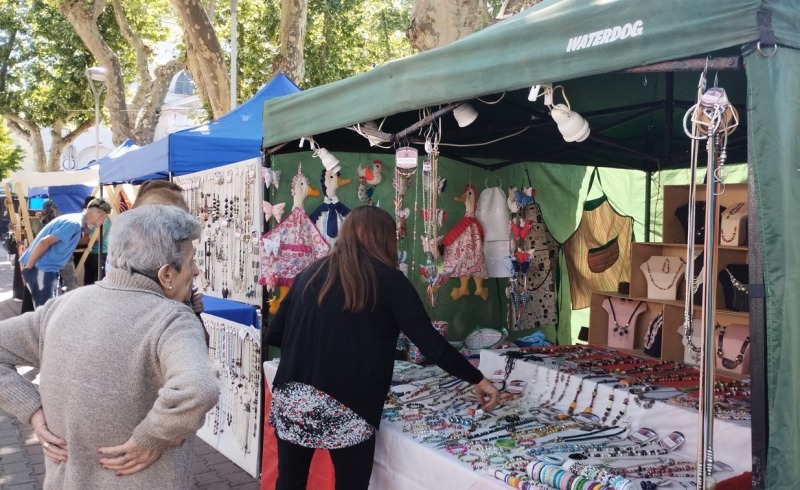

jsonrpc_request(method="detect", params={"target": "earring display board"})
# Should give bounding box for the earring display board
[197,313,263,478]
[175,158,262,305]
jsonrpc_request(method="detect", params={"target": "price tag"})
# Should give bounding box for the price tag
[658,431,686,451]
[628,427,658,445]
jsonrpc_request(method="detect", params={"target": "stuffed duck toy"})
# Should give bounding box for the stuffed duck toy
[309,168,352,245]
[260,164,330,314]
[442,183,489,301]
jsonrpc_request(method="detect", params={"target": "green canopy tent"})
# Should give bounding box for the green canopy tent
[261,0,800,485]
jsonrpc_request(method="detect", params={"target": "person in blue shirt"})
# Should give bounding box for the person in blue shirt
[20,198,111,307]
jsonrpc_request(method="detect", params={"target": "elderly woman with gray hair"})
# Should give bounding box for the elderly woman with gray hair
[0,204,218,490]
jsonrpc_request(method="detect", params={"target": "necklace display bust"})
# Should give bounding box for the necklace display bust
[640,255,685,300]
[716,323,751,374]
[602,297,645,350]
[719,201,748,246]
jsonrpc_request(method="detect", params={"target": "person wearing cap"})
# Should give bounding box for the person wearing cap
[20,197,111,307]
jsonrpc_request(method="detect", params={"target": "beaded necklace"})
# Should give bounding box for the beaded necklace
[644,257,685,290]
[607,299,644,337]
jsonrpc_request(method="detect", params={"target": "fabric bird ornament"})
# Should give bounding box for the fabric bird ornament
[262,201,286,223]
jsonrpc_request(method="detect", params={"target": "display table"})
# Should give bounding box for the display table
[261,348,750,489]
[261,361,504,490]
[203,295,260,328]
[479,349,751,475]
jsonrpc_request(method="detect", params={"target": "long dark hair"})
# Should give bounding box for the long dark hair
[312,206,398,313]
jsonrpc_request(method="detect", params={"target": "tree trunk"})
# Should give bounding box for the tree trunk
[170,0,230,119]
[5,115,46,172]
[497,0,542,19]
[407,0,491,52]
[59,2,133,146]
[48,119,96,171]
[273,0,307,84]
[133,59,185,145]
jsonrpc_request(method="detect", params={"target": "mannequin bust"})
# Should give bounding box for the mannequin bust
[718,263,749,312]
[640,255,686,300]
[719,202,747,246]
[642,311,664,358]
[602,297,645,350]
[716,323,750,374]
[678,319,703,365]
[674,202,725,244]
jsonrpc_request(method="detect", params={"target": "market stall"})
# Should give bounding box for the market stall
[259,0,800,486]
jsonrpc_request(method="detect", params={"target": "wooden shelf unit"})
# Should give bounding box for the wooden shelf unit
[589,183,750,375]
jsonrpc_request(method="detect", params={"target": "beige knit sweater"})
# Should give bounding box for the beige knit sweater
[0,268,219,490]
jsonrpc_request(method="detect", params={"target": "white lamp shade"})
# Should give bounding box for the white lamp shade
[86,66,107,82]
[317,147,342,173]
[395,146,418,169]
[453,103,479,127]
[551,104,590,143]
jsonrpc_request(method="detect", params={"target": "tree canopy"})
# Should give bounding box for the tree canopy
[1,0,528,171]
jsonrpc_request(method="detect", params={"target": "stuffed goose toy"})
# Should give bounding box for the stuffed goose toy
[260,164,330,314]
[309,168,352,245]
[442,183,489,301]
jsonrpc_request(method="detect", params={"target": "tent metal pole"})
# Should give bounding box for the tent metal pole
[622,56,741,73]
[644,171,651,242]
[697,133,721,490]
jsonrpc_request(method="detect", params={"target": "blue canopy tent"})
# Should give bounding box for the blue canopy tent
[99,73,300,183]
[86,138,140,170]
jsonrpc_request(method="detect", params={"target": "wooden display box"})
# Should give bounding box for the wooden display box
[630,242,748,311]
[662,183,749,244]
[662,304,749,368]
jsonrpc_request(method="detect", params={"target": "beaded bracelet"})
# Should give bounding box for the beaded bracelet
[457,452,481,464]
[445,444,468,455]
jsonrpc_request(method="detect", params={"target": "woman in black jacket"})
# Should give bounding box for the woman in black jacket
[265,205,499,490]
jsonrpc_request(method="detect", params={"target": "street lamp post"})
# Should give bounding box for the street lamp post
[85,66,107,164]
[85,66,106,283]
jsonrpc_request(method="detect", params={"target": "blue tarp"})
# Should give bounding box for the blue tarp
[27,185,94,214]
[100,73,300,183]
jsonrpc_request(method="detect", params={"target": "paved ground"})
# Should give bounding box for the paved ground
[0,255,261,490]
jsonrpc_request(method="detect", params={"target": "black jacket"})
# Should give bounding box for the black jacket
[265,259,483,428]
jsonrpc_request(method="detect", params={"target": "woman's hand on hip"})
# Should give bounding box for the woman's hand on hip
[31,408,68,464]
[474,378,500,412]
[98,437,175,476]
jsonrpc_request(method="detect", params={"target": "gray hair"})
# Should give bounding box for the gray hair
[109,204,200,278]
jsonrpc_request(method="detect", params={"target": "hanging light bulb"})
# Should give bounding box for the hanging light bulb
[550,104,590,143]
[453,103,479,127]
[316,147,342,173]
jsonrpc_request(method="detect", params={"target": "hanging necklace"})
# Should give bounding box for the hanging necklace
[643,311,664,350]
[608,299,644,337]
[723,267,749,311]
[717,327,750,369]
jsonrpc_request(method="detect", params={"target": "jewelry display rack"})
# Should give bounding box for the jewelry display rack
[197,313,263,478]
[588,183,749,375]
[175,158,263,306]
